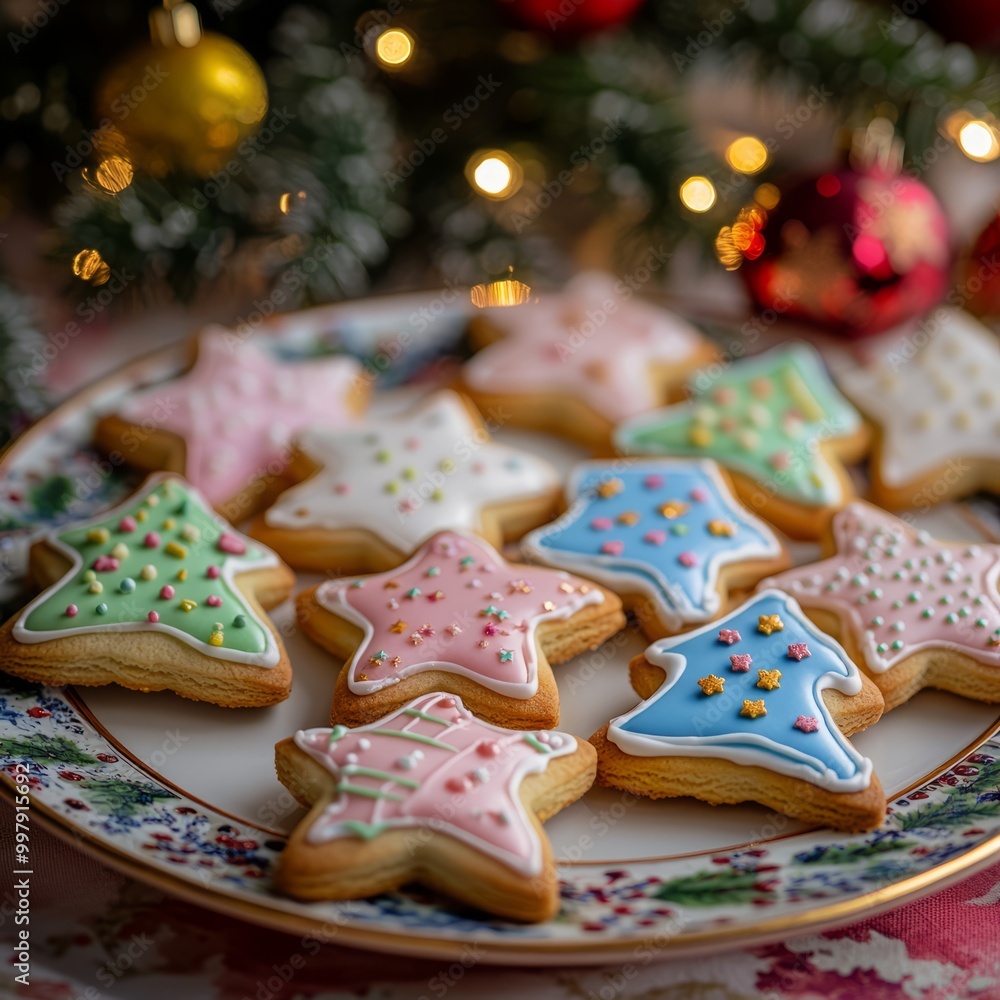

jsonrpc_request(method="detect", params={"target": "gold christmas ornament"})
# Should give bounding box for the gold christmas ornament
[94,1,267,178]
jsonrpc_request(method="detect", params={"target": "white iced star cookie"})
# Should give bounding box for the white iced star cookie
[250,390,561,573]
[839,309,1000,510]
[461,272,717,449]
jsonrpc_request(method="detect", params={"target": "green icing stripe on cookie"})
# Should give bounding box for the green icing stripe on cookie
[19,478,275,663]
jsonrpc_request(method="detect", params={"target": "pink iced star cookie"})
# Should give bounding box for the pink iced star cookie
[274,691,597,922]
[96,328,367,519]
[251,390,563,573]
[761,501,1000,710]
[461,272,717,448]
[295,529,625,728]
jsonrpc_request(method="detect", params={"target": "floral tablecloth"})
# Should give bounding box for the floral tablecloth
[2,799,999,999]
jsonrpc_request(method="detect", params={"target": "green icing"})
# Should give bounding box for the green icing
[339,819,388,840]
[617,345,861,506]
[22,479,271,659]
[402,707,452,726]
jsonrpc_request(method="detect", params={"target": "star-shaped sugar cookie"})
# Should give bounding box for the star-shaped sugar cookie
[522,459,788,638]
[613,344,867,540]
[274,692,596,921]
[253,390,561,572]
[838,309,1000,510]
[590,591,886,831]
[296,529,625,728]
[96,328,366,518]
[761,501,1000,709]
[462,272,716,446]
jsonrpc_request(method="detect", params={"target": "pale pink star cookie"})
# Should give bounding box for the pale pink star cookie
[96,327,368,521]
[761,501,1000,710]
[461,271,717,449]
[273,692,597,922]
[251,390,562,574]
[295,530,625,729]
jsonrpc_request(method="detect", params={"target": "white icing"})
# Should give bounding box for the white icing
[264,390,559,552]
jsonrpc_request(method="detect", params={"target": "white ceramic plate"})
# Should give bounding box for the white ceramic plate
[3,293,1000,965]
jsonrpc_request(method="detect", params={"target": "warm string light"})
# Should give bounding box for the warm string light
[944,109,1000,163]
[91,155,134,194]
[466,150,522,200]
[279,190,307,214]
[374,28,414,67]
[725,136,769,174]
[72,248,111,285]
[679,176,717,213]
[714,206,767,271]
[470,269,533,308]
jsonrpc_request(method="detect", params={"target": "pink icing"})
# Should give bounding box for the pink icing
[761,502,1000,674]
[315,530,606,699]
[463,272,706,423]
[118,328,362,506]
[293,692,577,876]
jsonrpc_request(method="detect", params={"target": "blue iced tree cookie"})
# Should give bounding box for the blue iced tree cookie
[590,590,886,831]
[522,459,789,638]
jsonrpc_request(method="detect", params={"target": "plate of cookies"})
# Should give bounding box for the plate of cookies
[3,279,1000,964]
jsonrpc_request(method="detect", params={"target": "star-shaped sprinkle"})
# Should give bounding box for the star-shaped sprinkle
[606,591,875,793]
[697,674,725,695]
[794,715,820,733]
[462,272,711,432]
[787,642,811,661]
[106,329,362,509]
[390,620,408,634]
[707,520,736,537]
[838,310,1000,507]
[761,501,1000,680]
[730,653,752,671]
[614,344,863,516]
[283,692,586,917]
[718,628,742,644]
[758,614,784,635]
[260,391,558,556]
[524,460,783,634]
[659,500,689,519]
[312,531,611,699]
[757,669,782,690]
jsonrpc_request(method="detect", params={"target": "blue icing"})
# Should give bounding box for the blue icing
[530,461,778,624]
[610,591,871,791]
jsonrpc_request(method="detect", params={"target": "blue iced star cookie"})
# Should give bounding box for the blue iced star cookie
[522,460,786,636]
[607,590,876,794]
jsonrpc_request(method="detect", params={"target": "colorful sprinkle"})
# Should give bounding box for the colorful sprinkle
[110,542,129,561]
[741,699,767,719]
[643,530,667,545]
[147,611,159,623]
[65,604,78,617]
[757,614,784,635]
[757,668,782,690]
[794,715,819,733]
[697,674,725,695]
[180,599,198,612]
[730,653,752,672]
[95,602,108,615]
[786,642,811,661]
[233,615,247,628]
[206,565,221,579]
[718,628,742,645]
[207,595,223,607]
[93,556,119,573]
[217,532,246,555]
[140,565,157,581]
[164,541,187,559]
[119,577,136,593]
[87,528,110,545]
[118,516,137,533]
[143,532,160,548]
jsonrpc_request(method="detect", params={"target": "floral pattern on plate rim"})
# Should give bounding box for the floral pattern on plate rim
[2,674,1000,944]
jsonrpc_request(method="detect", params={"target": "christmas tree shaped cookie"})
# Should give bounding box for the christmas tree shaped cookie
[274,692,596,921]
[252,390,561,573]
[761,501,1000,710]
[296,530,625,729]
[838,309,1000,510]
[95,327,368,521]
[613,344,868,540]
[461,271,717,449]
[591,591,886,831]
[522,459,789,639]
[0,474,295,707]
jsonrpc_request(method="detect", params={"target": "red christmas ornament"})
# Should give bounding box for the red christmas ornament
[903,0,1000,49]
[503,0,644,37]
[721,166,952,338]
[960,210,1000,317]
